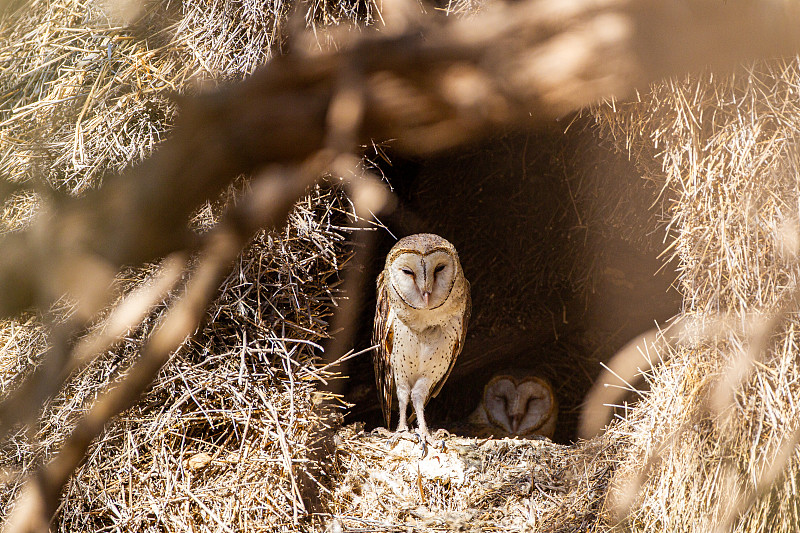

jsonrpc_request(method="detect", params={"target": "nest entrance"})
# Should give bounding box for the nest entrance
[344,117,681,443]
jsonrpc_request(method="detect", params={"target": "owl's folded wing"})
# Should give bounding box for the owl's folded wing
[372,271,395,429]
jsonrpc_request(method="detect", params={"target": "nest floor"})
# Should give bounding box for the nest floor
[323,426,615,532]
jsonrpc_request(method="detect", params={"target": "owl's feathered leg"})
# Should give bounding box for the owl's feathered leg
[385,386,411,449]
[396,384,410,432]
[410,385,436,458]
[410,379,432,440]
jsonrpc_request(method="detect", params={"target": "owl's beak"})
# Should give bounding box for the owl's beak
[421,291,430,307]
[510,414,522,433]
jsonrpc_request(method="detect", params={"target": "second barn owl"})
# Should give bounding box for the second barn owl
[466,373,558,439]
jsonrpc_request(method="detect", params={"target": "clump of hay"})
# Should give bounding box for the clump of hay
[0,0,381,530]
[0,0,181,194]
[0,0,374,196]
[0,316,48,393]
[0,0,392,528]
[594,59,800,531]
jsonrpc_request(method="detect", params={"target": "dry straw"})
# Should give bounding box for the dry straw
[0,182,358,531]
[325,428,616,532]
[0,0,368,528]
[0,0,620,528]
[594,59,800,532]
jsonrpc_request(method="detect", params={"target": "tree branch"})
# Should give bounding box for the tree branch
[1,0,800,319]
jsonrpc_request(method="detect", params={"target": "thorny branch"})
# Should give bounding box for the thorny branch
[4,0,800,530]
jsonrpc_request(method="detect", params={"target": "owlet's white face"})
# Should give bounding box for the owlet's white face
[388,250,456,310]
[484,376,555,435]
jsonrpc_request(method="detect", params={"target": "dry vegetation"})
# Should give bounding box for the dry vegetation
[0,183,358,531]
[0,0,369,529]
[594,60,800,532]
[326,429,616,532]
[3,0,800,531]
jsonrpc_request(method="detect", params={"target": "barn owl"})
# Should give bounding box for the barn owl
[465,373,557,439]
[373,233,471,440]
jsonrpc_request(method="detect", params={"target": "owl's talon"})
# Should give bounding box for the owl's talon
[414,432,429,459]
[384,428,415,449]
[385,432,403,449]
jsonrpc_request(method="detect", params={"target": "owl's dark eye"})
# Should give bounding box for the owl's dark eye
[401,268,414,276]
[434,264,446,275]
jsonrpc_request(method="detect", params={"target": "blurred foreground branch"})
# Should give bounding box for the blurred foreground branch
[2,0,800,317]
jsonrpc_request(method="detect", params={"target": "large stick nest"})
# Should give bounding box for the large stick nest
[0,181,357,531]
[0,0,369,529]
[5,0,800,530]
[0,0,623,529]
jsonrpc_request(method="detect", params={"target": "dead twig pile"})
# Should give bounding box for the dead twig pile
[6,0,800,529]
[0,0,372,195]
[325,428,616,532]
[2,0,800,321]
[0,0,379,527]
